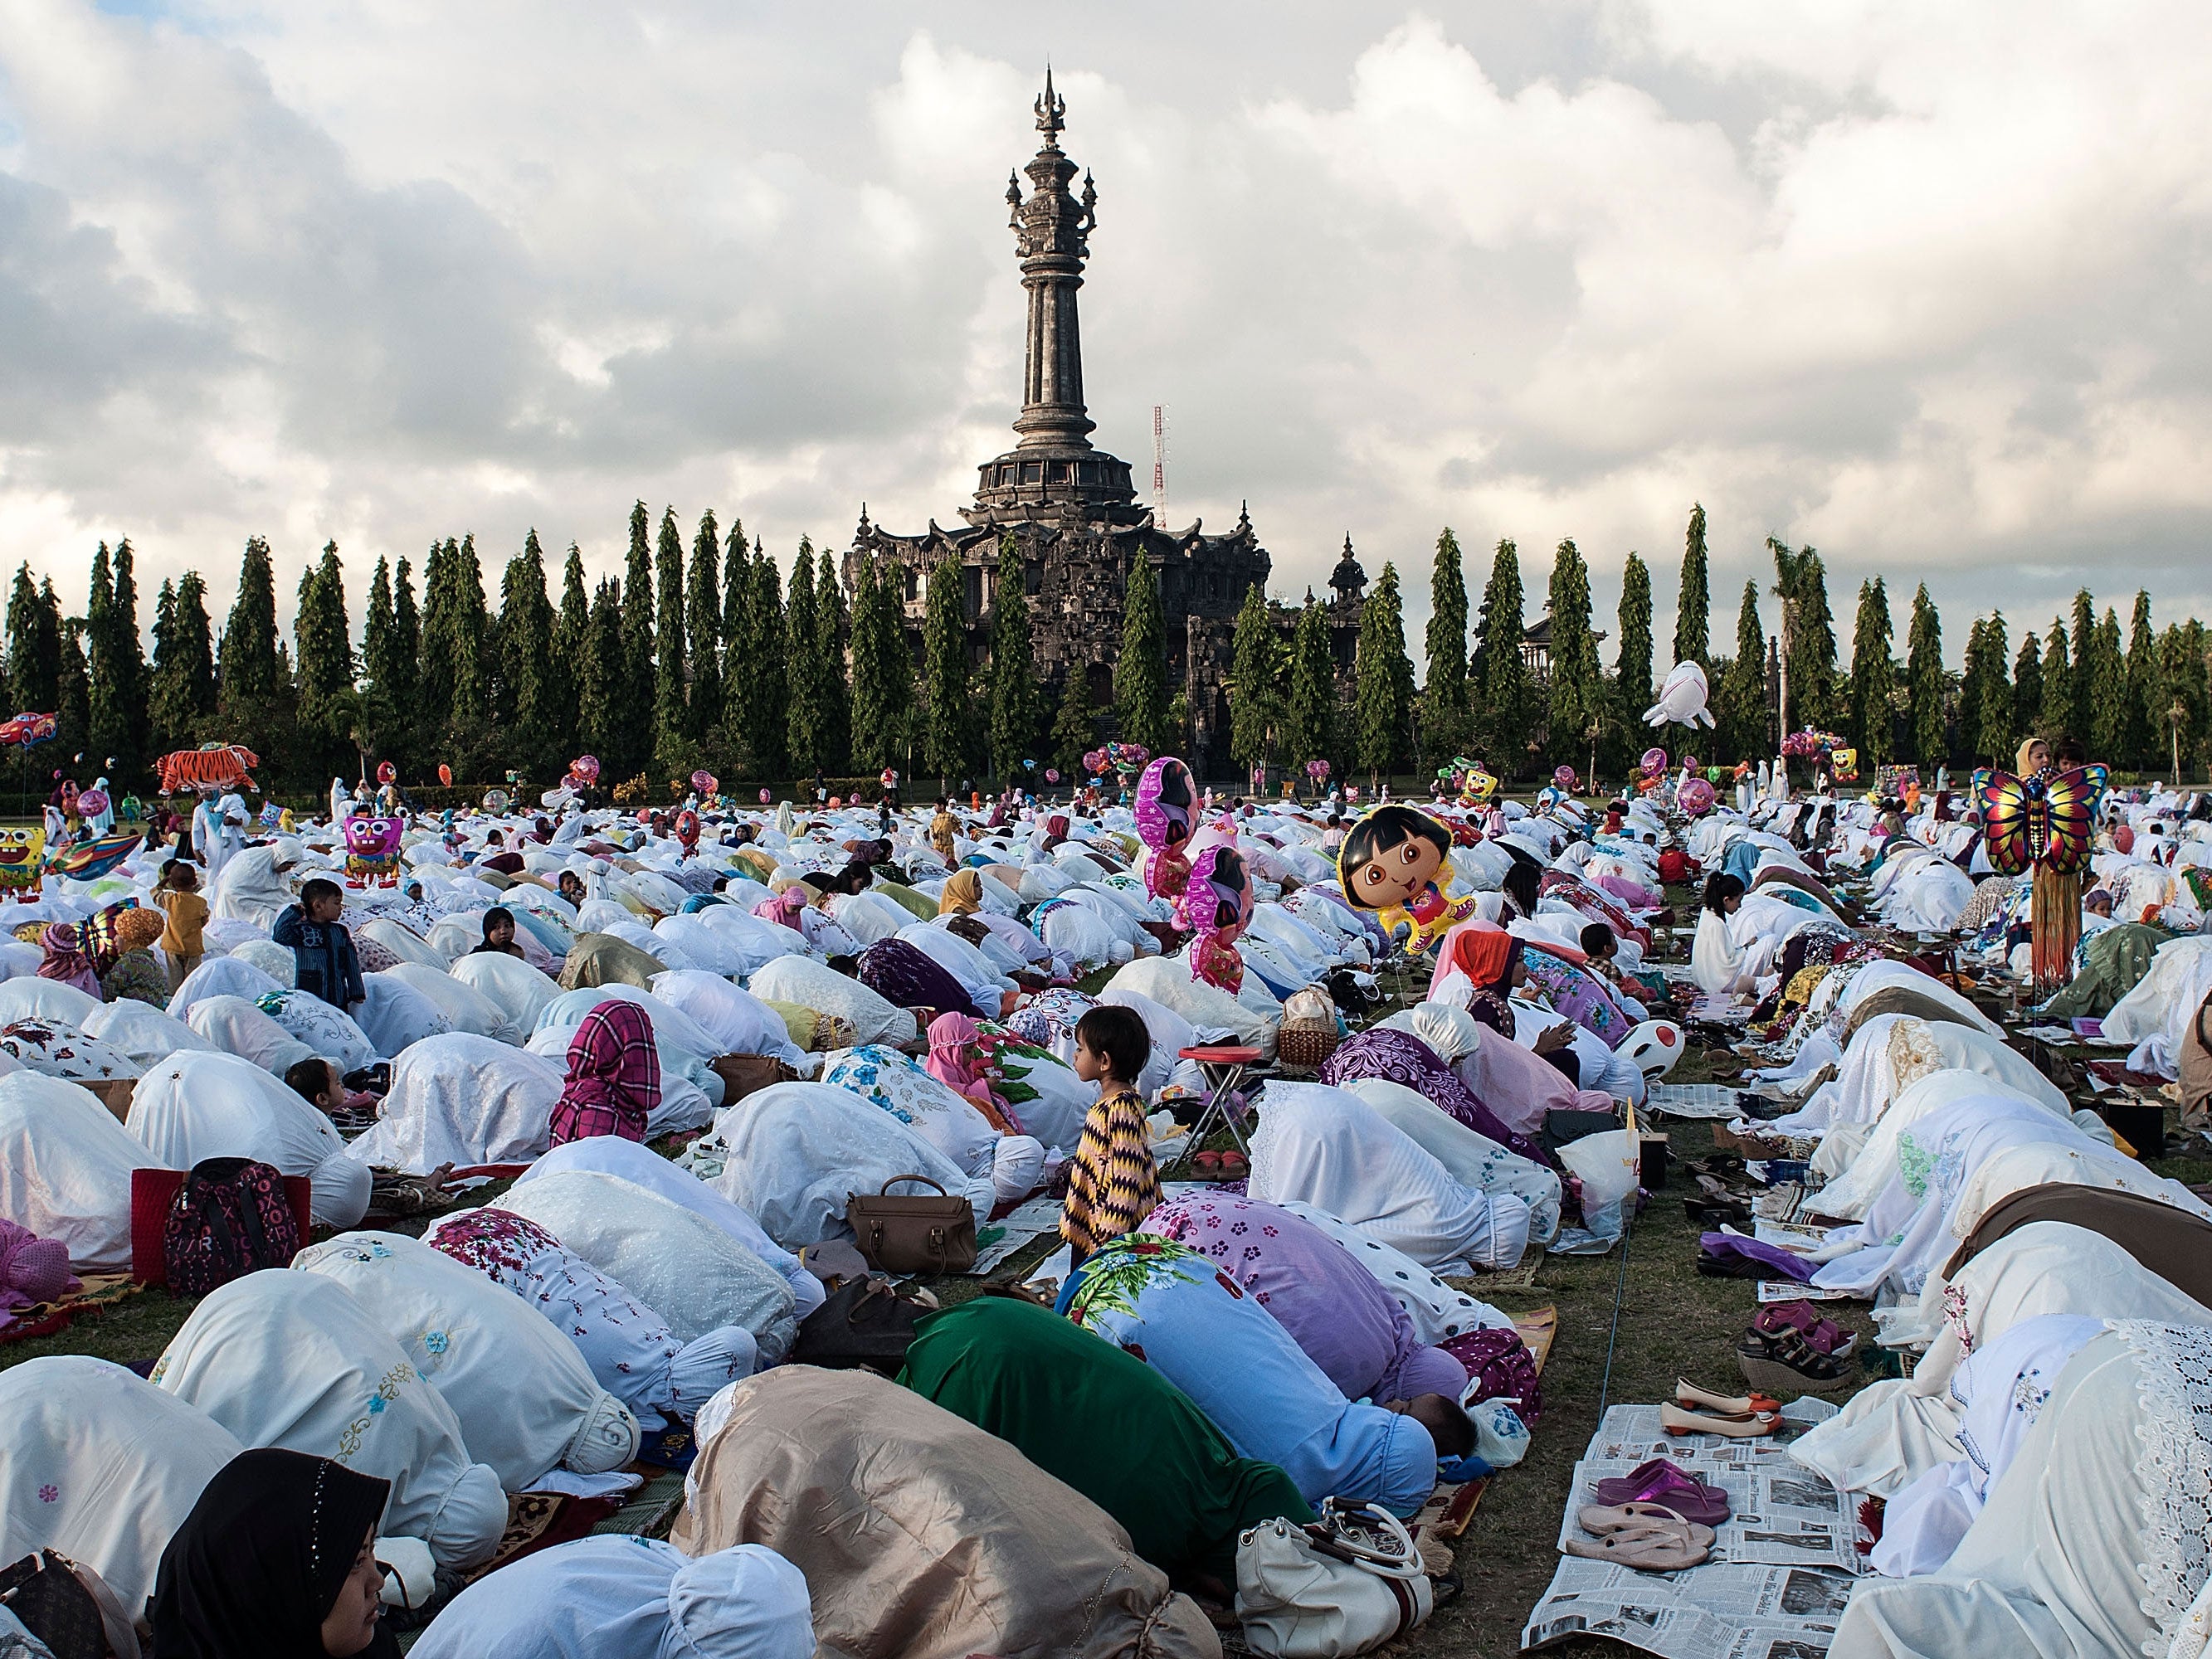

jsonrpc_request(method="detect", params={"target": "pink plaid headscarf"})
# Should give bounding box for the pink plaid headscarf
[548,1000,662,1146]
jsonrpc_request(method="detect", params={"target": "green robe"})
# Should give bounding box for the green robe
[897,1294,1312,1583]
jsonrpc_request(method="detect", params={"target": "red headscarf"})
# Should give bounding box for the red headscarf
[1446,922,1517,991]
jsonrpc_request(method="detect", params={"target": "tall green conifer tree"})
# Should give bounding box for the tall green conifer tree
[1907,585,1945,766]
[1474,541,1528,766]
[2039,622,2073,740]
[654,508,689,774]
[1546,540,1601,768]
[922,553,972,784]
[1422,528,1469,758]
[687,512,723,742]
[1674,504,1710,667]
[1284,602,1337,771]
[1616,551,1654,738]
[1717,581,1768,759]
[1849,577,1894,766]
[1354,562,1414,780]
[1114,553,1170,753]
[815,553,851,775]
[784,545,822,776]
[1228,581,1277,775]
[618,503,656,779]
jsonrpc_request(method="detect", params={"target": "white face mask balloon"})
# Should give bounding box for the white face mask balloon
[1643,660,1714,730]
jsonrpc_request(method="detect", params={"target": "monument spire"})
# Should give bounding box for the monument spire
[1007,70,1097,450]
[967,73,1138,528]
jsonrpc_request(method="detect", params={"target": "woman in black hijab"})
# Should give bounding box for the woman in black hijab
[152,1447,396,1659]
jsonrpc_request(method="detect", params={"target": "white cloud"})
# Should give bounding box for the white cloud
[0,0,2205,663]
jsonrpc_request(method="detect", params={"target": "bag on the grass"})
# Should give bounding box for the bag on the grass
[787,1275,928,1374]
[162,1156,301,1296]
[844,1175,977,1276]
[1235,1498,1433,1657]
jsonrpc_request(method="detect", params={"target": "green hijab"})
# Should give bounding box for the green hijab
[2038,922,2167,1020]
[897,1295,1311,1583]
[872,878,940,922]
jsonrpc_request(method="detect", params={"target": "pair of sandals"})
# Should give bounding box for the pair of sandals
[1683,1173,1752,1228]
[1189,1150,1248,1179]
[1660,1376,1779,1439]
[1566,1503,1713,1572]
[1591,1457,1730,1525]
[1738,1321,1855,1394]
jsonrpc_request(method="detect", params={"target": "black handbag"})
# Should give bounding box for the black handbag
[788,1276,928,1374]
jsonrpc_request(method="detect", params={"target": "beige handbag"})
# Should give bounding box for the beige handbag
[1235,1499,1434,1657]
[844,1175,979,1276]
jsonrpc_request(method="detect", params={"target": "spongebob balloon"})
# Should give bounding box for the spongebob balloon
[343,815,404,887]
[0,826,44,900]
[1337,805,1480,956]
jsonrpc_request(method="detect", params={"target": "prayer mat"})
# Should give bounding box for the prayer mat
[632,1423,697,1474]
[460,1491,628,1585]
[592,1469,687,1542]
[0,1272,141,1344]
[1449,1257,1542,1294]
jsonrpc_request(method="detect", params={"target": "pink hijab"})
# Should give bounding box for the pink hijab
[923,1012,1017,1132]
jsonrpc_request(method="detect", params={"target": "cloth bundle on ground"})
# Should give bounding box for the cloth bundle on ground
[126,1048,370,1228]
[1142,1193,1474,1404]
[747,956,918,1047]
[1792,1222,2212,1501]
[1249,1080,1531,1272]
[248,987,379,1074]
[376,961,512,1043]
[150,1268,508,1571]
[1056,1233,1443,1517]
[820,1044,1045,1204]
[80,998,216,1069]
[0,1355,245,1619]
[0,1017,138,1085]
[1337,1072,1564,1248]
[407,1535,815,1659]
[896,1294,1313,1584]
[674,1364,1220,1659]
[0,1071,155,1270]
[516,1134,823,1316]
[425,1204,759,1432]
[348,970,455,1056]
[294,1231,641,1488]
[559,931,668,991]
[1830,1324,2212,1659]
[648,970,807,1069]
[343,1033,567,1175]
[1107,954,1279,1057]
[448,947,561,1038]
[499,1167,799,1359]
[182,993,318,1076]
[707,1080,996,1251]
[1318,1024,1550,1166]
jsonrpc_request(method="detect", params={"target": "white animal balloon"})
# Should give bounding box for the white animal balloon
[1643,661,1713,729]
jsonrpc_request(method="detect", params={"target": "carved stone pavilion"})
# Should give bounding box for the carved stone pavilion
[846,73,1361,779]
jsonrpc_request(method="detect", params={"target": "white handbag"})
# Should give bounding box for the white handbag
[1234,1497,1435,1657]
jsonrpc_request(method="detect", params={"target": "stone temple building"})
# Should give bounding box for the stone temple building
[846,74,1361,779]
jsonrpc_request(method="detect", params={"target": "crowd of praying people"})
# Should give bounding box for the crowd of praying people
[0,752,2209,1657]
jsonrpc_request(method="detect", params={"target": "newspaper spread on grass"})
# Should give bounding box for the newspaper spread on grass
[1524,1402,1860,1658]
[1645,1083,1745,1121]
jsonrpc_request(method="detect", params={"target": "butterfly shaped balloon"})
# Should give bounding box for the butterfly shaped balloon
[1978,766,2107,876]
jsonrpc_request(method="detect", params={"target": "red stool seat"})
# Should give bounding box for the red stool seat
[1178,1044,1262,1065]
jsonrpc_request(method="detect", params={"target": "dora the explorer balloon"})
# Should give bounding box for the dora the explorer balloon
[1337,804,1479,955]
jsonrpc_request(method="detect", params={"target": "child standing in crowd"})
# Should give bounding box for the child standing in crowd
[929,799,960,866]
[155,860,209,992]
[272,878,366,1015]
[1060,1005,1160,1263]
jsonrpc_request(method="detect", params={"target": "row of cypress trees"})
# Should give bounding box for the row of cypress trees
[1224,504,2212,781]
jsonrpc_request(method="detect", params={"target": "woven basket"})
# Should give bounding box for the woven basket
[1274,1023,1340,1069]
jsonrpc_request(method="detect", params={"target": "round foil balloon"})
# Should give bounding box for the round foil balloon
[483,788,510,812]
[437,763,453,787]
[76,788,109,818]
[1678,778,1717,815]
[758,789,772,804]
[1045,768,1060,784]
[690,770,718,796]
[570,756,601,786]
[1640,747,1668,776]
[1552,766,1576,791]
[376,760,397,785]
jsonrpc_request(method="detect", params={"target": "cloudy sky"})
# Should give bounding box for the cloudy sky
[3,0,2208,668]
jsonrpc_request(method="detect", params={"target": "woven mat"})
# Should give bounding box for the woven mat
[460,1490,627,1585]
[1409,1303,1559,1547]
[0,1272,141,1345]
[1448,1258,1542,1295]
